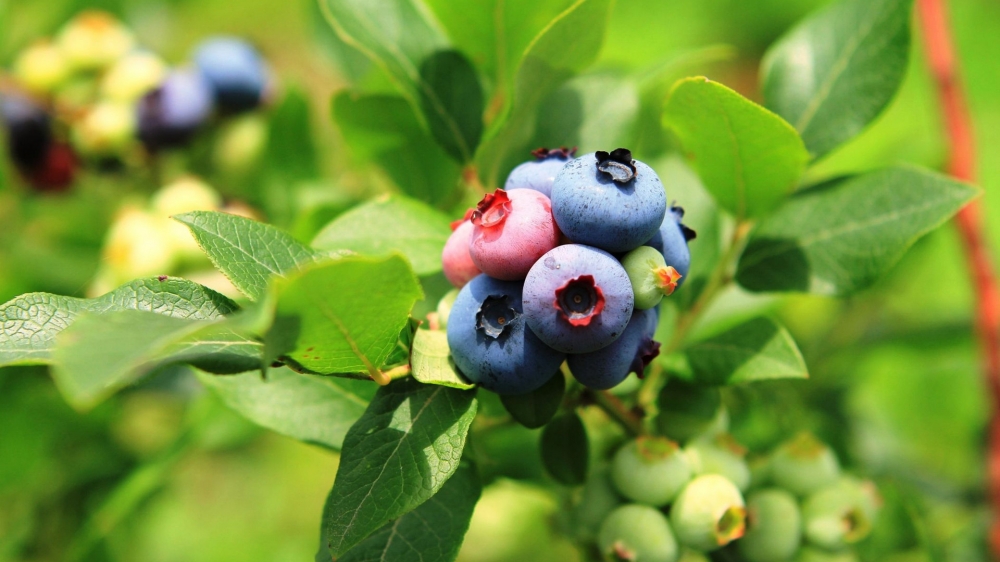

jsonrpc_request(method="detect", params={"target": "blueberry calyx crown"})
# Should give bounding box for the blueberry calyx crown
[472,189,511,228]
[531,146,576,160]
[655,266,682,296]
[450,207,474,231]
[476,295,519,339]
[671,205,697,241]
[631,338,661,378]
[553,275,606,327]
[595,148,637,183]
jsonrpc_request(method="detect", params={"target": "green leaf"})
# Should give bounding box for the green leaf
[500,369,565,429]
[311,195,452,276]
[682,317,808,386]
[332,92,461,204]
[761,0,912,160]
[532,71,640,152]
[265,86,320,183]
[0,277,237,368]
[410,329,475,389]
[270,255,423,376]
[174,211,319,302]
[196,367,376,450]
[736,166,979,295]
[321,378,478,557]
[51,310,261,409]
[477,0,614,186]
[317,0,446,114]
[320,460,482,562]
[540,412,588,485]
[663,77,809,220]
[419,49,484,163]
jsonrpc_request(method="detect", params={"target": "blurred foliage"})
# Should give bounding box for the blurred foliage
[1,0,1000,560]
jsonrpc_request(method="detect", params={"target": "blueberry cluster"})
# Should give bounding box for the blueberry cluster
[0,10,270,191]
[442,147,694,396]
[579,401,880,562]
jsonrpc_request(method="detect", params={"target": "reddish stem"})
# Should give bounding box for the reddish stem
[918,0,1000,556]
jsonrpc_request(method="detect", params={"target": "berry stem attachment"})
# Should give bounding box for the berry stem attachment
[638,220,753,408]
[588,389,645,436]
[918,0,1000,555]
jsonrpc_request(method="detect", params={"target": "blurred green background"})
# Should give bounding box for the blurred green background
[1,0,999,560]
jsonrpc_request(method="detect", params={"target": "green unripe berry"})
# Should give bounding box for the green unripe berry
[571,464,622,542]
[769,433,840,497]
[802,478,879,551]
[56,10,135,71]
[794,546,859,562]
[72,101,135,157]
[670,474,746,552]
[656,379,722,443]
[13,41,70,94]
[621,245,681,309]
[610,436,692,506]
[684,434,751,492]
[738,489,801,562]
[598,504,679,562]
[102,51,168,102]
[436,289,459,329]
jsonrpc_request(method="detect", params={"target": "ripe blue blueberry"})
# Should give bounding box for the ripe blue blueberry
[504,147,575,198]
[446,274,565,395]
[645,205,695,282]
[137,70,213,150]
[523,244,634,353]
[194,37,268,114]
[550,148,666,253]
[1,94,52,171]
[567,308,659,390]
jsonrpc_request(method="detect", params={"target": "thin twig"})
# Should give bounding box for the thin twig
[917,0,1000,556]
[588,390,644,436]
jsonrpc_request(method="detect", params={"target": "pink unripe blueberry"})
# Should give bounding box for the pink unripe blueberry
[442,209,481,288]
[469,189,560,281]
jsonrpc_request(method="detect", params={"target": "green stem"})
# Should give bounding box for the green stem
[589,390,644,436]
[638,220,753,407]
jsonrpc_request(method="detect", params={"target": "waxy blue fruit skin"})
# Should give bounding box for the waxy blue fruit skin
[646,206,693,282]
[194,37,268,113]
[568,308,659,390]
[137,70,213,150]
[504,148,573,197]
[550,150,667,253]
[447,274,565,395]
[523,244,634,354]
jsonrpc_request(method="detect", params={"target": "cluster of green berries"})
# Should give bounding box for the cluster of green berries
[440,147,694,396]
[0,10,270,192]
[573,385,880,562]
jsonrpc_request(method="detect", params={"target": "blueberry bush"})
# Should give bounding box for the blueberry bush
[0,0,994,560]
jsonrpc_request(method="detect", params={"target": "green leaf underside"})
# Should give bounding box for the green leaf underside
[532,72,641,152]
[540,412,589,486]
[271,255,423,375]
[683,317,808,386]
[0,277,237,368]
[736,166,979,295]
[196,367,377,450]
[312,195,452,277]
[663,77,809,220]
[174,211,320,302]
[410,329,475,389]
[477,0,614,186]
[500,369,565,429]
[51,310,260,410]
[331,92,461,204]
[321,378,478,557]
[761,0,912,160]
[320,461,482,562]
